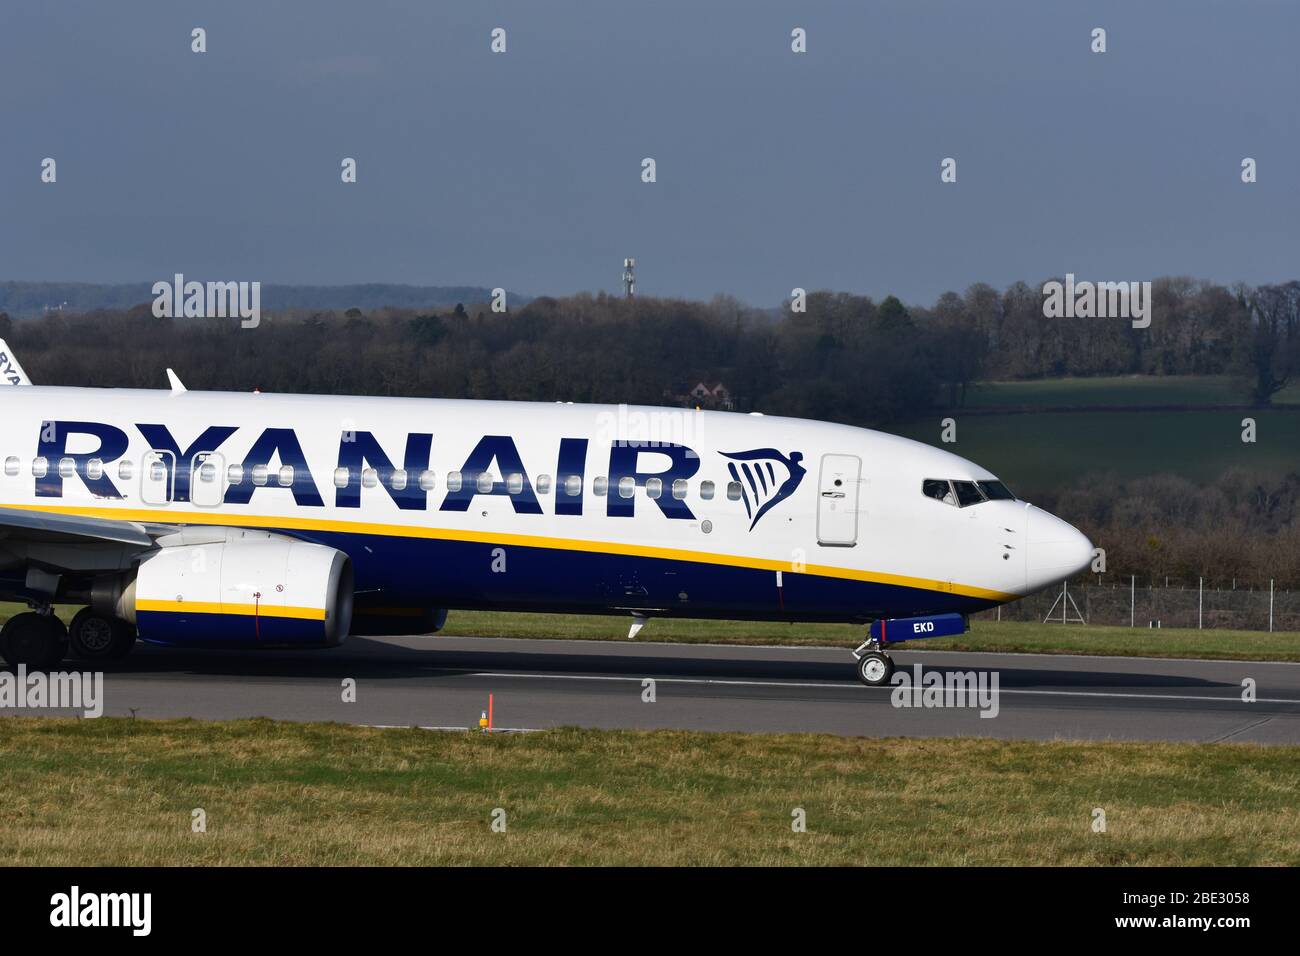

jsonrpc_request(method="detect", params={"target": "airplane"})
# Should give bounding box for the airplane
[0,338,1093,686]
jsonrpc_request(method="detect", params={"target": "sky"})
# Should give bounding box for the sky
[1,0,1296,307]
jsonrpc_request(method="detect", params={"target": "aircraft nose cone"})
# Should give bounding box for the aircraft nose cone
[1025,505,1093,592]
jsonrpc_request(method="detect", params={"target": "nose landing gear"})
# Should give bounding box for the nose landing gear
[852,638,895,687]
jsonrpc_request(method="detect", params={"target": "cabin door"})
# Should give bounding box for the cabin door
[140,450,176,506]
[816,454,861,547]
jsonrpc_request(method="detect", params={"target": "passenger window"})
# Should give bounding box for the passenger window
[3,457,18,477]
[87,459,104,481]
[618,476,635,498]
[119,460,135,482]
[535,474,552,494]
[563,474,582,497]
[59,457,76,479]
[726,481,743,501]
[476,472,494,494]
[251,465,269,487]
[593,476,609,496]
[671,478,688,500]
[418,470,436,492]
[447,471,462,493]
[700,480,715,501]
[31,457,48,479]
[148,460,167,482]
[390,469,408,492]
[198,462,217,483]
[507,473,524,495]
[361,468,378,489]
[226,464,243,485]
[952,480,985,507]
[333,467,350,489]
[645,477,662,499]
[277,465,295,487]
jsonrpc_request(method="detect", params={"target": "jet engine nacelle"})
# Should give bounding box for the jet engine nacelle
[115,536,354,648]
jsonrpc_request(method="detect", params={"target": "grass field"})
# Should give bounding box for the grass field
[3,604,1296,662]
[904,375,1300,493]
[436,611,1300,661]
[895,408,1300,492]
[957,375,1300,410]
[0,718,1297,865]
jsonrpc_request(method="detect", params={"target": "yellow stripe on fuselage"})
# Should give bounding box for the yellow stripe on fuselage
[1,502,1018,603]
[136,599,327,621]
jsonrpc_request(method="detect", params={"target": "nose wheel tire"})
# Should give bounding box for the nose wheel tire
[69,608,137,661]
[1,612,70,672]
[856,651,895,687]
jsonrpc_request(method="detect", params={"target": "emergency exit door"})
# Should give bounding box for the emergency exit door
[190,452,227,508]
[817,454,861,546]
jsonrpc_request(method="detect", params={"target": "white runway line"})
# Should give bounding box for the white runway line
[440,636,1300,667]
[463,670,1300,706]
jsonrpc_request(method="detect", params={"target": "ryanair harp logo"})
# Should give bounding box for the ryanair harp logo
[720,449,806,530]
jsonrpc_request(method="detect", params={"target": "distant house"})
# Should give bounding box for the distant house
[678,381,734,410]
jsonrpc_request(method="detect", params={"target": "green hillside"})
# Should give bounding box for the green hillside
[959,375,1300,409]
[899,376,1300,494]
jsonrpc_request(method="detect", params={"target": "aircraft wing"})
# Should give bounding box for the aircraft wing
[0,506,156,548]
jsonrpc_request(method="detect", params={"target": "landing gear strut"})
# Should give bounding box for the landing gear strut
[852,638,895,687]
[69,608,137,661]
[1,611,69,672]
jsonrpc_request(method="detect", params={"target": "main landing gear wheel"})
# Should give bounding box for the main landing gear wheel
[1,612,69,672]
[69,608,137,661]
[856,651,895,687]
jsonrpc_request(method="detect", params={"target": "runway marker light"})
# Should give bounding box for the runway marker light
[479,710,488,731]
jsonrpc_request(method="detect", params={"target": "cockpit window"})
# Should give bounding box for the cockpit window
[977,480,1016,501]
[922,479,956,506]
[951,480,984,507]
[925,478,1014,508]
[951,478,977,509]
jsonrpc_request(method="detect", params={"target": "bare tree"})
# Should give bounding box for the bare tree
[1234,281,1300,405]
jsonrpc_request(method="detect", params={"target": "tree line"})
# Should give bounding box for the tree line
[3,274,1295,421]
[917,277,1300,407]
[1037,469,1300,589]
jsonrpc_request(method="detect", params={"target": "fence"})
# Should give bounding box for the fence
[976,578,1300,632]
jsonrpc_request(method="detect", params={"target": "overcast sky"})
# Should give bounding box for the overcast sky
[1,0,1296,306]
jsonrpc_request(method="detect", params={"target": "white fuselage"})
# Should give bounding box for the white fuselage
[0,387,1093,625]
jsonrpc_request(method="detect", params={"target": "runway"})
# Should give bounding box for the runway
[9,634,1300,743]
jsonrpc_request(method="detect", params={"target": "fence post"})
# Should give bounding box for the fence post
[1130,575,1135,628]
[1198,577,1203,630]
[1270,579,1275,633]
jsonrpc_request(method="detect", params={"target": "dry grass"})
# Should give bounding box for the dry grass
[1,718,1298,865]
